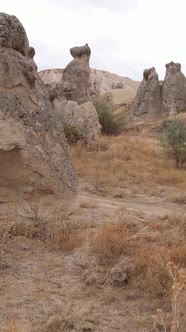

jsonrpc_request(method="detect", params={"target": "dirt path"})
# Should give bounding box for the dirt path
[79,192,183,216]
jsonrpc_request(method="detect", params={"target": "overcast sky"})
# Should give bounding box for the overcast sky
[1,0,186,80]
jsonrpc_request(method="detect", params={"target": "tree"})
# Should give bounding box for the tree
[160,119,186,168]
[95,95,125,135]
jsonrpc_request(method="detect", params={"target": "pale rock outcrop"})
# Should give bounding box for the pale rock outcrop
[62,44,91,104]
[0,13,77,220]
[53,99,101,142]
[162,61,186,115]
[132,67,161,118]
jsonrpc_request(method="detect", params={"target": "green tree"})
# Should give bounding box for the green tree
[160,119,186,168]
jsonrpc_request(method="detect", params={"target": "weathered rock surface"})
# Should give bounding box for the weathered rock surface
[132,67,161,118]
[62,44,91,104]
[162,61,186,115]
[53,99,101,142]
[0,13,77,220]
[0,12,29,56]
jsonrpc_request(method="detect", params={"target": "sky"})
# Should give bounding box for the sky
[1,0,186,80]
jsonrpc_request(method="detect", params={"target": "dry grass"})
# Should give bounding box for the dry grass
[131,213,186,296]
[79,197,98,209]
[45,218,84,252]
[90,221,132,263]
[88,212,186,297]
[166,193,186,205]
[0,221,14,268]
[1,213,84,254]
[72,134,186,200]
[1,322,22,332]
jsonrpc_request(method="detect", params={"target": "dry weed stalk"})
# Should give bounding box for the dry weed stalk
[152,262,186,332]
[0,223,11,268]
[152,309,168,332]
[168,262,186,332]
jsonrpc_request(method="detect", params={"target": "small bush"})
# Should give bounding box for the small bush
[63,123,84,145]
[160,119,186,168]
[95,95,125,135]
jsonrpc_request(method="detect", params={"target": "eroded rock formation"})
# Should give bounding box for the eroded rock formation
[46,44,101,142]
[132,62,186,118]
[62,44,91,104]
[0,13,77,220]
[162,61,186,115]
[132,67,161,118]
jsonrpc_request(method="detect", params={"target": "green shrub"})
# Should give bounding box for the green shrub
[95,96,125,135]
[160,119,186,168]
[63,123,84,145]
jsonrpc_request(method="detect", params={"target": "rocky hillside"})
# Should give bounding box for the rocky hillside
[39,68,140,105]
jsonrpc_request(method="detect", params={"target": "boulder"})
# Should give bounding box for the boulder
[162,61,186,115]
[132,67,161,118]
[62,44,91,104]
[53,99,101,142]
[0,13,77,220]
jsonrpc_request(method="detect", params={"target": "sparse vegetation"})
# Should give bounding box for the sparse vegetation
[95,95,125,135]
[63,123,85,144]
[160,119,186,168]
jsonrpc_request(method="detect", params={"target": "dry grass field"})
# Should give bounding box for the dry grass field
[0,132,185,331]
[72,134,186,202]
